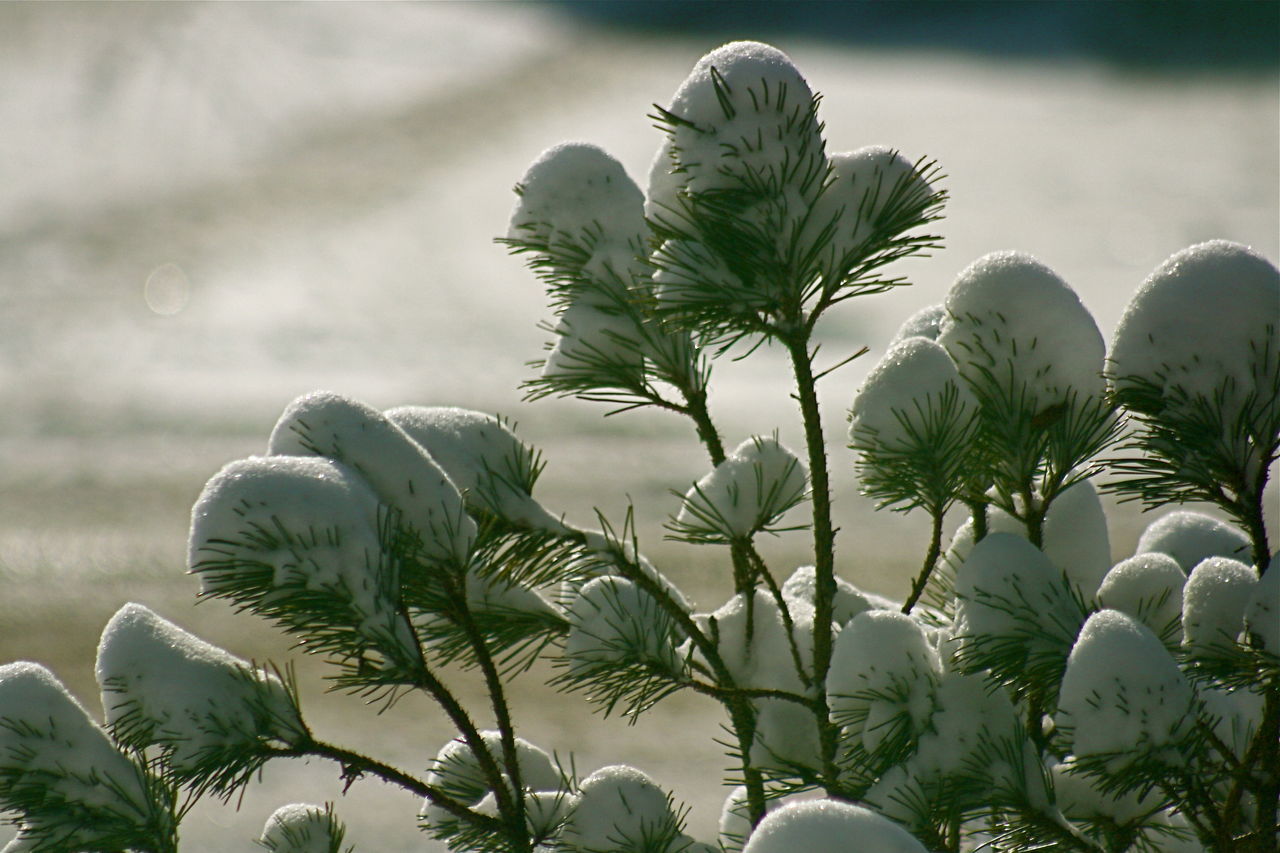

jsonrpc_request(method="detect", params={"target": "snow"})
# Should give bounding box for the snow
[266,390,475,565]
[827,611,940,755]
[1057,609,1194,765]
[751,694,823,774]
[741,799,927,853]
[1049,761,1159,824]
[506,142,648,288]
[1181,556,1258,650]
[938,250,1106,407]
[96,603,306,774]
[802,146,934,280]
[692,590,810,694]
[1108,240,1280,413]
[780,564,879,629]
[559,764,681,852]
[1040,479,1111,599]
[676,436,807,540]
[1095,553,1186,642]
[1200,684,1263,760]
[849,336,974,451]
[0,662,152,838]
[384,405,564,532]
[1245,559,1279,651]
[1134,510,1251,572]
[259,803,341,853]
[888,303,946,346]
[954,532,1085,660]
[660,41,821,202]
[188,454,415,653]
[541,297,644,379]
[420,730,562,829]
[717,786,761,853]
[564,575,679,672]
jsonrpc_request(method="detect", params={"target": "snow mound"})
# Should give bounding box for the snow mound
[1109,240,1279,414]
[259,803,344,853]
[1040,479,1111,599]
[1058,609,1194,765]
[420,731,562,830]
[741,798,927,853]
[939,250,1105,406]
[1095,553,1186,642]
[96,603,305,775]
[565,575,679,672]
[1245,561,1279,651]
[676,436,807,540]
[889,303,946,345]
[849,336,974,451]
[1181,557,1258,649]
[267,391,474,564]
[560,764,681,852]
[1134,510,1250,572]
[781,564,879,628]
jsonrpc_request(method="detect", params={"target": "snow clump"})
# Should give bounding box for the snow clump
[828,610,941,756]
[558,764,684,852]
[96,603,306,776]
[938,251,1106,407]
[1181,557,1258,650]
[1057,609,1195,769]
[259,803,345,853]
[1039,479,1112,599]
[849,335,975,451]
[1134,510,1251,572]
[565,575,681,674]
[188,454,415,655]
[888,303,946,345]
[741,798,928,853]
[1245,560,1279,651]
[0,662,157,847]
[780,563,878,628]
[385,405,564,532]
[267,391,475,565]
[1095,552,1186,643]
[420,731,563,831]
[1109,240,1279,417]
[675,436,807,540]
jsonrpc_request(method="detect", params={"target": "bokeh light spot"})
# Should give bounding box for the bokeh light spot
[144,263,191,316]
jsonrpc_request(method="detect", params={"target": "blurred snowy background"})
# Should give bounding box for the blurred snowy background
[1,1,1276,848]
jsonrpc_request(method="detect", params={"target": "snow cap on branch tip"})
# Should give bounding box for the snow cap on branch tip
[1095,552,1186,640]
[260,803,346,853]
[507,141,646,283]
[849,335,972,448]
[96,603,306,773]
[1134,509,1251,573]
[939,250,1105,406]
[267,390,475,564]
[560,764,683,852]
[675,435,807,540]
[889,303,946,346]
[1058,609,1194,763]
[741,799,928,853]
[0,661,155,843]
[1109,239,1280,411]
[1181,556,1257,650]
[565,575,680,671]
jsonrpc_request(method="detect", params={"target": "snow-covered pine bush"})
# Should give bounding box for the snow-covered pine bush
[2,39,1277,853]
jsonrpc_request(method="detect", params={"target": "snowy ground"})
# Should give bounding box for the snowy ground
[0,3,1276,848]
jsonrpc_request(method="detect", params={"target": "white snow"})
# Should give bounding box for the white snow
[507,142,648,288]
[559,764,680,852]
[267,390,475,565]
[660,41,820,202]
[420,730,562,829]
[1040,479,1111,599]
[888,303,946,345]
[1095,553,1186,642]
[751,695,823,774]
[1245,559,1279,651]
[717,786,765,853]
[741,798,927,853]
[1108,240,1280,412]
[1181,556,1258,650]
[384,405,564,532]
[849,336,974,451]
[188,454,414,652]
[1057,609,1194,765]
[938,251,1106,407]
[1049,761,1159,824]
[1134,510,1251,572]
[780,564,879,629]
[802,146,934,280]
[260,803,341,853]
[540,297,644,379]
[96,604,305,773]
[1199,684,1264,760]
[564,575,679,673]
[954,532,1084,659]
[0,662,151,834]
[676,436,807,540]
[693,589,810,694]
[827,610,940,755]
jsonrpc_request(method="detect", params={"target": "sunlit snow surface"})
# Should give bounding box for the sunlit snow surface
[1,2,1278,849]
